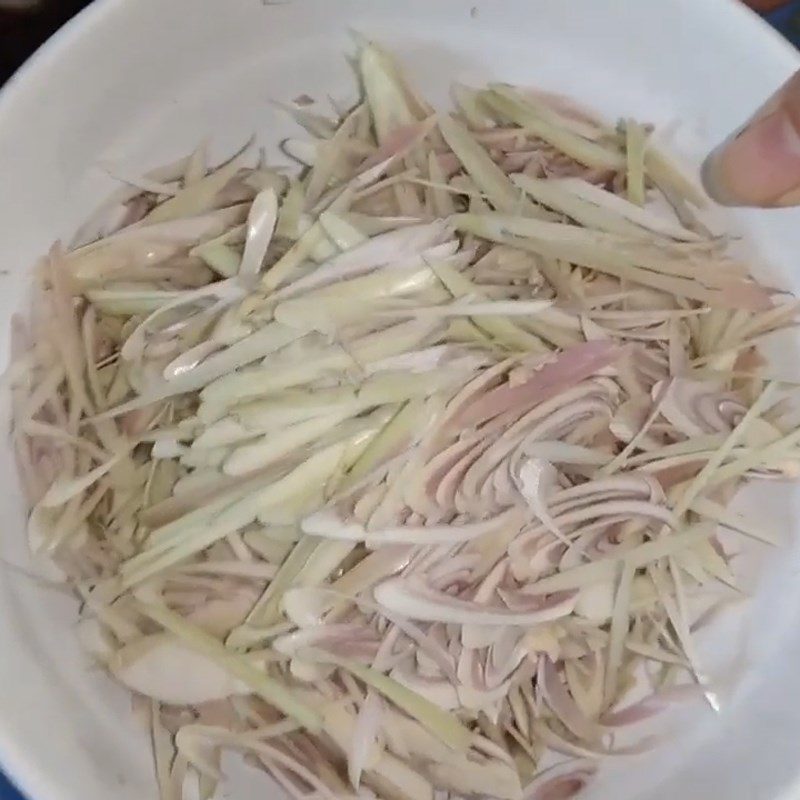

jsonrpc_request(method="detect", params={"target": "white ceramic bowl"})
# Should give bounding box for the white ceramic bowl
[2,1,800,798]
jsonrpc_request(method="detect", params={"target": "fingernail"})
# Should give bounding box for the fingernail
[702,104,800,207]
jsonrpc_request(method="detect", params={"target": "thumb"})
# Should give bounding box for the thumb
[702,70,800,207]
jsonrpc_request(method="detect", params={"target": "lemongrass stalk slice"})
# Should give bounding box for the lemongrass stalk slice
[512,174,701,241]
[480,86,624,170]
[374,575,578,626]
[237,187,278,280]
[625,118,648,206]
[301,507,519,546]
[604,560,635,708]
[40,453,122,508]
[673,381,780,518]
[138,604,320,729]
[438,114,538,215]
[523,524,716,595]
[144,137,254,223]
[109,634,250,705]
[379,299,553,318]
[359,40,423,144]
[315,652,473,752]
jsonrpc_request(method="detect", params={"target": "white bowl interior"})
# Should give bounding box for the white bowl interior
[1,1,800,798]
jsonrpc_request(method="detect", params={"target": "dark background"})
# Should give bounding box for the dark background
[0,0,92,82]
[0,0,798,798]
[1,0,800,85]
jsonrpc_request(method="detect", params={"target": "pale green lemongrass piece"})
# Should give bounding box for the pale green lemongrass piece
[688,497,778,546]
[273,100,339,139]
[524,524,716,595]
[137,602,321,730]
[314,653,473,752]
[69,148,195,246]
[601,388,670,476]
[234,535,320,635]
[695,308,733,358]
[624,434,728,467]
[273,266,441,333]
[241,527,297,564]
[512,173,701,241]
[625,640,689,668]
[645,143,708,208]
[276,177,306,239]
[238,187,279,279]
[84,289,185,316]
[453,212,728,282]
[193,243,241,278]
[453,214,754,307]
[378,299,553,319]
[199,319,438,416]
[690,329,795,370]
[685,539,738,587]
[341,212,422,235]
[144,138,254,224]
[271,219,454,301]
[318,210,368,250]
[692,411,800,492]
[99,322,302,419]
[430,259,549,352]
[190,417,258,450]
[427,150,455,217]
[21,419,110,462]
[428,752,522,800]
[234,538,357,646]
[66,204,249,285]
[245,166,288,196]
[305,105,368,207]
[322,704,435,800]
[223,410,355,476]
[119,277,244,363]
[438,114,540,215]
[523,441,612,467]
[451,82,495,129]
[359,40,424,144]
[338,398,424,491]
[183,139,208,185]
[625,119,647,206]
[109,632,252,704]
[604,560,635,708]
[487,83,611,140]
[260,188,353,291]
[660,558,703,684]
[189,222,245,270]
[98,162,179,196]
[479,86,624,170]
[301,507,520,546]
[636,449,754,479]
[121,443,345,586]
[40,452,123,508]
[672,381,780,518]
[149,700,177,800]
[213,371,455,442]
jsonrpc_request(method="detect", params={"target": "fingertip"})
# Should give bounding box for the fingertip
[702,70,800,208]
[701,145,740,207]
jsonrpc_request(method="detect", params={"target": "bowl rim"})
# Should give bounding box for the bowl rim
[0,1,799,799]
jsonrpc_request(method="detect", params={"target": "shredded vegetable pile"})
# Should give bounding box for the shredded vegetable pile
[10,39,800,800]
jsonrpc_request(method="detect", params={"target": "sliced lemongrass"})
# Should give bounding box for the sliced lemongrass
[625,119,648,207]
[40,452,122,508]
[439,115,539,215]
[238,187,278,280]
[144,137,254,223]
[315,653,472,752]
[138,603,321,729]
